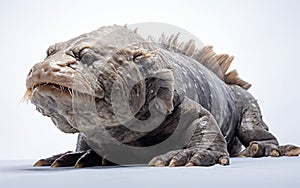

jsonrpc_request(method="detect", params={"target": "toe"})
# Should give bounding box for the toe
[185,162,195,167]
[150,149,229,167]
[168,150,192,167]
[188,151,216,166]
[34,159,51,167]
[33,151,72,167]
[75,149,102,168]
[149,150,181,167]
[249,142,264,157]
[270,149,280,157]
[51,160,64,168]
[279,145,300,156]
[168,159,182,167]
[218,156,230,166]
[101,155,117,166]
[51,152,85,167]
[149,158,166,167]
[250,143,259,153]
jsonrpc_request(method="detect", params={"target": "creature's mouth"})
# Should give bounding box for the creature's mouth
[33,83,73,95]
[24,83,71,101]
[24,81,101,101]
[22,82,81,133]
[35,82,65,90]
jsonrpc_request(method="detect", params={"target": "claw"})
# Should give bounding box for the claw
[154,160,165,167]
[270,149,280,157]
[218,156,230,166]
[169,159,180,167]
[33,151,73,167]
[149,159,165,167]
[33,159,48,167]
[51,161,63,168]
[74,162,84,168]
[102,159,112,166]
[251,143,259,154]
[185,162,195,167]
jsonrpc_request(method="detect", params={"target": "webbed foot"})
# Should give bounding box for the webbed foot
[149,148,229,167]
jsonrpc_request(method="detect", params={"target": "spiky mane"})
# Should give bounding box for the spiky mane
[157,33,251,90]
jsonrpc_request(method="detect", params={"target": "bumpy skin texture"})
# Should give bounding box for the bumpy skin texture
[26,25,300,168]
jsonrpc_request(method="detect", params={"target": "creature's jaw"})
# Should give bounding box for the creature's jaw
[25,83,72,100]
[23,81,123,134]
[24,64,107,133]
[25,81,100,101]
[24,83,80,133]
[25,73,101,101]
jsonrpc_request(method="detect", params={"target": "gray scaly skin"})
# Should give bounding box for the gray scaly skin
[25,25,300,168]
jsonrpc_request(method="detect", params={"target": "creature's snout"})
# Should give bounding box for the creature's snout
[26,59,78,90]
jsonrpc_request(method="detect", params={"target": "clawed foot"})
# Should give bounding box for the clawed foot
[149,148,229,167]
[34,149,115,168]
[238,141,300,157]
[278,145,300,156]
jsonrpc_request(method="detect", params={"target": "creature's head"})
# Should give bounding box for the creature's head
[25,25,175,134]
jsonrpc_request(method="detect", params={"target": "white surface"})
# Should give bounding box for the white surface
[0,157,299,188]
[0,0,299,160]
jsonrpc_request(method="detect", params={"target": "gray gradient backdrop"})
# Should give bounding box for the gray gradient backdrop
[0,0,299,160]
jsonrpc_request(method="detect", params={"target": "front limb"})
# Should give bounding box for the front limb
[149,98,229,167]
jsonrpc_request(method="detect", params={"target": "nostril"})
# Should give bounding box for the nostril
[52,67,60,72]
[67,61,78,69]
[42,67,49,73]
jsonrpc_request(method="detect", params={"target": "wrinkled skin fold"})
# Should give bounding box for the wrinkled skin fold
[25,25,300,168]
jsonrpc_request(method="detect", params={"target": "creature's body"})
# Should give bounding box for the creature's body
[25,25,300,167]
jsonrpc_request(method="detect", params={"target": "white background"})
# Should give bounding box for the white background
[0,0,299,160]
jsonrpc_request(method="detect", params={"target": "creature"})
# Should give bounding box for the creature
[25,25,300,167]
